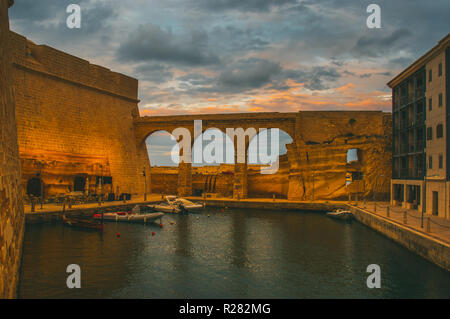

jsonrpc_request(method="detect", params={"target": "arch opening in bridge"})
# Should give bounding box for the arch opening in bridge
[145,130,180,195]
[191,128,235,197]
[247,129,293,165]
[246,129,293,198]
[145,130,180,167]
[192,128,235,167]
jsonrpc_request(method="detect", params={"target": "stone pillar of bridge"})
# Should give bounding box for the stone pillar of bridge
[177,132,193,197]
[233,143,248,199]
[177,162,192,197]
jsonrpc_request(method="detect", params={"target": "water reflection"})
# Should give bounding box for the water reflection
[19,209,450,299]
[231,210,248,268]
[175,213,191,257]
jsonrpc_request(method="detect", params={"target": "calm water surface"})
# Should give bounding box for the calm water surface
[19,208,450,298]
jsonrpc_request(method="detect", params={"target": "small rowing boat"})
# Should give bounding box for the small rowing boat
[93,211,164,224]
[326,209,354,221]
[62,214,104,230]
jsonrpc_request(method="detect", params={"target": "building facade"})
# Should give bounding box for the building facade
[389,33,450,219]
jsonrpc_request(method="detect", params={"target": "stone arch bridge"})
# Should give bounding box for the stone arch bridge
[134,111,392,200]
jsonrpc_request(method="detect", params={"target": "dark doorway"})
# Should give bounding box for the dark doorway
[74,176,86,192]
[432,191,439,215]
[394,184,404,202]
[27,178,42,197]
[407,185,420,208]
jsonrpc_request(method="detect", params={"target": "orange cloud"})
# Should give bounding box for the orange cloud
[139,80,392,116]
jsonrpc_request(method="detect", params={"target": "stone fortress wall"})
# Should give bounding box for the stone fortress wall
[9,31,151,200]
[0,0,25,298]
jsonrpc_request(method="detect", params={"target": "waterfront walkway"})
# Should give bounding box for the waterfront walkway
[349,201,450,244]
[23,194,164,214]
[24,194,450,244]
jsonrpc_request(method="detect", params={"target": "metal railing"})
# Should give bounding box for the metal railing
[359,201,450,235]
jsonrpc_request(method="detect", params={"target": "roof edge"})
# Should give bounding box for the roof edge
[387,33,450,88]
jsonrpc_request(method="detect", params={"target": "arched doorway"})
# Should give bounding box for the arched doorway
[74,176,86,192]
[27,177,42,198]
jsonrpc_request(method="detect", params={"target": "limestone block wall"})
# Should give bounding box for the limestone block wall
[9,32,150,198]
[0,0,25,299]
[192,165,234,197]
[150,167,179,195]
[248,155,290,198]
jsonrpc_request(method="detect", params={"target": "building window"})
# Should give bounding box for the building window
[427,127,433,140]
[439,154,443,169]
[429,156,433,169]
[429,69,432,82]
[438,63,442,76]
[439,93,443,107]
[437,124,444,138]
[429,98,432,111]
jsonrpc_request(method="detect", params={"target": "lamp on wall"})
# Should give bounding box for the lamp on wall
[143,167,147,201]
[99,164,103,204]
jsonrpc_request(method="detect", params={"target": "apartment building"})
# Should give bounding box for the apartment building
[388,33,450,219]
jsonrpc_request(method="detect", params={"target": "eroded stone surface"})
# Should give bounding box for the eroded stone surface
[148,112,392,200]
[0,0,25,299]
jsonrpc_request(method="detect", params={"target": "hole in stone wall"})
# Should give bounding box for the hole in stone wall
[346,148,360,163]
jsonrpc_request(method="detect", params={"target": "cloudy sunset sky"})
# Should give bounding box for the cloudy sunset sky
[9,0,450,117]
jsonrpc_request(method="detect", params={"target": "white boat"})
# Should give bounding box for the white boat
[93,211,164,223]
[326,209,353,221]
[148,196,204,213]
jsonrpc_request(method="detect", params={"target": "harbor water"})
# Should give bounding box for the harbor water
[18,208,450,298]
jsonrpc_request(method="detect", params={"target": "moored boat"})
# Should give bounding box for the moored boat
[93,211,164,223]
[148,203,179,213]
[62,214,104,230]
[326,209,354,221]
[148,196,203,213]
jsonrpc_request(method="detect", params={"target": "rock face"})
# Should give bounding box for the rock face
[0,0,25,298]
[149,111,392,200]
[286,112,392,200]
